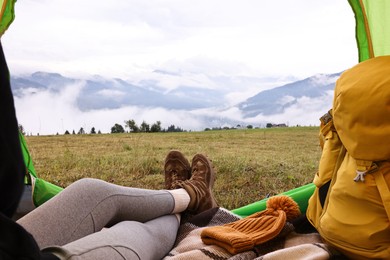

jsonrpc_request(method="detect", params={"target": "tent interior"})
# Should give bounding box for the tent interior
[1,0,389,219]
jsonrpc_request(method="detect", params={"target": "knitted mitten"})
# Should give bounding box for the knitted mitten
[201,195,301,254]
[174,154,218,214]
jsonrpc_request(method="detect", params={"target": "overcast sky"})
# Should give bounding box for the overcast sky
[1,0,361,134]
[3,0,358,79]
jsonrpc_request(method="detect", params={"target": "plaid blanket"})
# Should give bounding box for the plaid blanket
[164,207,344,260]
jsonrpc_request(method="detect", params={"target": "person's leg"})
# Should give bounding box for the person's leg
[43,215,179,260]
[18,151,218,259]
[17,178,189,249]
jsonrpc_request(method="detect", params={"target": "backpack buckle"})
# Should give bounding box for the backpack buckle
[354,171,366,182]
[353,161,378,182]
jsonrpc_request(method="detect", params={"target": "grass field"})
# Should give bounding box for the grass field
[25,127,321,210]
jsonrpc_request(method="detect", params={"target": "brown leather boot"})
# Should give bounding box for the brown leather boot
[164,150,191,189]
[175,154,218,214]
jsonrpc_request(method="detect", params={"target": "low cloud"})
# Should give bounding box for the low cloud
[14,83,208,135]
[248,91,334,127]
[309,73,341,86]
[14,80,334,135]
[97,89,126,98]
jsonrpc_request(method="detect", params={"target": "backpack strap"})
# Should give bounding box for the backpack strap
[317,110,346,207]
[373,167,390,221]
[319,109,334,149]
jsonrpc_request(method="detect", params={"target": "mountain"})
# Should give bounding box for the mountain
[11,72,76,93]
[11,72,226,111]
[11,71,341,131]
[238,72,341,118]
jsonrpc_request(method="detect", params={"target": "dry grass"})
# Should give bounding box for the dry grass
[25,127,321,210]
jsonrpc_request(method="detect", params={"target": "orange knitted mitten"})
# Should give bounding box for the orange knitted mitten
[201,195,300,254]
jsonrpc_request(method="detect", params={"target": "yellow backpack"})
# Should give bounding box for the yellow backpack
[306,56,390,260]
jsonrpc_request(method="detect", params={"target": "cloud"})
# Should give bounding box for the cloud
[13,82,329,135]
[13,81,207,134]
[248,91,334,126]
[149,70,218,92]
[3,0,358,79]
[309,73,340,86]
[8,1,352,134]
[14,82,84,134]
[277,95,296,106]
[96,89,126,98]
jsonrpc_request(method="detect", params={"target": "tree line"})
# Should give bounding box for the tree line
[113,120,185,133]
[20,121,291,136]
[61,120,186,135]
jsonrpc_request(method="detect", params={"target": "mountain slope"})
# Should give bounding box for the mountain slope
[11,71,341,129]
[11,72,226,111]
[238,73,341,117]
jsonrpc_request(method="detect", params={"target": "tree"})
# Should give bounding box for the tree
[125,119,139,133]
[166,125,184,132]
[72,130,76,135]
[98,130,102,134]
[150,121,161,132]
[64,130,70,135]
[266,123,273,128]
[90,127,96,134]
[167,125,175,132]
[140,121,150,132]
[247,125,253,129]
[77,127,85,134]
[111,123,125,134]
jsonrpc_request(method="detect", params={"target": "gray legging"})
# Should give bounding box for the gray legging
[17,178,180,260]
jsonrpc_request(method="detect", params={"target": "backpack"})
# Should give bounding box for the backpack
[306,56,390,260]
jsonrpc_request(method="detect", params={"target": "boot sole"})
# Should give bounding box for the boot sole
[164,150,191,170]
[164,150,191,189]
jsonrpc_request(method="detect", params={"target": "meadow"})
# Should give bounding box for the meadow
[25,127,321,210]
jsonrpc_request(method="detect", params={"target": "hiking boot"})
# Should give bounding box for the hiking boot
[175,154,218,214]
[164,150,191,190]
